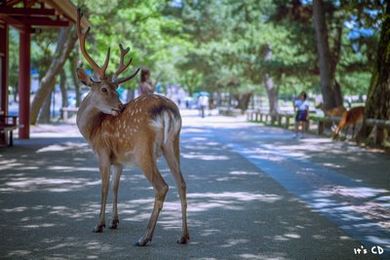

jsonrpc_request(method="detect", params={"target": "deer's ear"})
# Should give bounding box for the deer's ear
[76,68,92,86]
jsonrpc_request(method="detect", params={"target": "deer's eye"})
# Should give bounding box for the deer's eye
[101,87,108,93]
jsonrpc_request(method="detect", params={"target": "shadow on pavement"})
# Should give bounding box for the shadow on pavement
[0,129,370,259]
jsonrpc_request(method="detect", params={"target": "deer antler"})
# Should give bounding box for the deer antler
[115,68,141,85]
[112,43,140,85]
[76,8,110,79]
[113,44,131,77]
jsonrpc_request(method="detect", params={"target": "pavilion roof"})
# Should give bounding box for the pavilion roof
[0,0,89,30]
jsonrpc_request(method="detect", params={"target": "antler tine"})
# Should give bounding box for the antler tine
[101,47,111,77]
[76,8,110,79]
[116,68,141,85]
[113,43,132,79]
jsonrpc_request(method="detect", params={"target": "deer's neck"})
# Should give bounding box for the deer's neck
[77,94,103,142]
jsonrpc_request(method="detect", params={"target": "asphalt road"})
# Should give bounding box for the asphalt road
[0,111,388,259]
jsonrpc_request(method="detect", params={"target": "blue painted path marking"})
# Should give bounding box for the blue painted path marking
[183,125,390,258]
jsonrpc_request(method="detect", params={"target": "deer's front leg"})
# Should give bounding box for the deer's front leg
[94,158,111,233]
[110,164,123,229]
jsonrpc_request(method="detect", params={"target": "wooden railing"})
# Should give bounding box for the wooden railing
[316,116,390,134]
[246,110,294,129]
[60,107,78,121]
[219,107,243,116]
[247,110,390,139]
[0,115,18,147]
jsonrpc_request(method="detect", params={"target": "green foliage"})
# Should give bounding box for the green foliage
[172,0,317,97]
[31,30,58,78]
[8,28,19,91]
[7,0,384,102]
[73,0,187,89]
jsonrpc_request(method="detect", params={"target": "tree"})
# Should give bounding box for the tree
[30,27,77,124]
[172,1,281,111]
[270,0,377,108]
[234,1,316,113]
[358,2,390,145]
[69,52,82,107]
[263,46,279,116]
[178,70,202,96]
[77,0,186,91]
[312,0,343,110]
[59,68,68,109]
[8,29,19,102]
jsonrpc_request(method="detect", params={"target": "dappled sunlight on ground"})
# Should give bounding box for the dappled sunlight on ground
[182,153,230,161]
[183,114,390,254]
[316,186,388,199]
[308,186,390,230]
[1,113,388,258]
[0,176,100,193]
[36,142,88,153]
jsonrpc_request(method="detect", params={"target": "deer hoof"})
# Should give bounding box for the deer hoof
[177,235,190,244]
[134,238,151,247]
[93,224,105,233]
[109,219,119,229]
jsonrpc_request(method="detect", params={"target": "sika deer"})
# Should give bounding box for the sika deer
[317,103,347,117]
[75,9,189,246]
[332,106,365,139]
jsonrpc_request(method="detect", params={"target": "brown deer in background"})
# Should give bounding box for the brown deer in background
[332,106,365,139]
[317,103,347,117]
[75,9,189,246]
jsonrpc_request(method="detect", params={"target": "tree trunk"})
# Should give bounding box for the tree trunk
[312,0,343,110]
[263,45,279,118]
[228,92,232,109]
[264,74,279,116]
[30,27,77,125]
[233,92,253,111]
[69,53,81,107]
[59,68,68,108]
[358,2,390,145]
[13,81,18,102]
[38,89,53,124]
[216,92,222,107]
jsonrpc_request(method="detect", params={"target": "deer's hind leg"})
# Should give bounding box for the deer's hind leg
[163,136,189,244]
[135,153,169,246]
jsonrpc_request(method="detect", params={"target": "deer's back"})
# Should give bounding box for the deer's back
[326,106,346,117]
[346,106,364,123]
[93,94,181,164]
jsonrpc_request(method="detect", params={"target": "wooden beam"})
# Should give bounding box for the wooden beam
[0,22,9,115]
[10,16,69,27]
[25,0,38,8]
[2,0,23,7]
[0,6,56,16]
[26,16,69,27]
[18,27,31,139]
[43,0,90,28]
[0,14,26,30]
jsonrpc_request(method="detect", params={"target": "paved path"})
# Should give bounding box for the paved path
[0,111,388,259]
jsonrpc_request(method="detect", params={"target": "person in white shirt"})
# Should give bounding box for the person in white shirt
[198,95,209,118]
[294,91,309,138]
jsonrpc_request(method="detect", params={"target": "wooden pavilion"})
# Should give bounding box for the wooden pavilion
[0,0,88,144]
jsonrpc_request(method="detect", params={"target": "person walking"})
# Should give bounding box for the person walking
[198,94,209,118]
[294,91,309,138]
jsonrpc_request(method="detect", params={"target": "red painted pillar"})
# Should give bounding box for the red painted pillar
[0,22,9,115]
[18,28,31,139]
